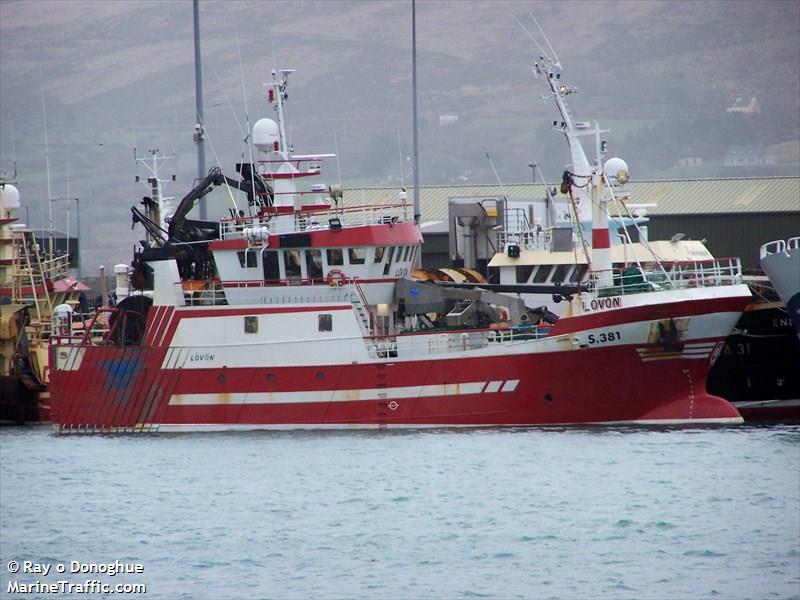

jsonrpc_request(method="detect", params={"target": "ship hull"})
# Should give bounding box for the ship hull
[50,345,740,432]
[708,300,800,421]
[50,289,749,433]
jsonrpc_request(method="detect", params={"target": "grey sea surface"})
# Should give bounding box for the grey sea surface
[1,425,798,600]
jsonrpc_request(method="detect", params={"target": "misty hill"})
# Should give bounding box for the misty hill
[1,0,798,272]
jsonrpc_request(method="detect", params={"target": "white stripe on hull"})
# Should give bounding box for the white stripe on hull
[169,379,520,406]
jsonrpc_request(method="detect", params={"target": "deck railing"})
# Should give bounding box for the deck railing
[176,278,358,306]
[760,236,800,259]
[219,202,412,241]
[365,325,551,359]
[592,257,743,297]
[497,228,554,251]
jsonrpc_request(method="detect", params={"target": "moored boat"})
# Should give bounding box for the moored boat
[1,180,87,423]
[49,64,752,433]
[707,274,800,421]
[760,237,800,336]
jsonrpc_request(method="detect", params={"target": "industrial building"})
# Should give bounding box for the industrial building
[345,177,799,271]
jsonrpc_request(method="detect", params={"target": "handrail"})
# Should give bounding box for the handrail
[219,202,412,240]
[590,257,743,296]
[760,237,799,259]
[51,307,117,346]
[352,277,379,336]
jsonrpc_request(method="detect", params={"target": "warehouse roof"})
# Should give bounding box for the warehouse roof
[342,177,799,223]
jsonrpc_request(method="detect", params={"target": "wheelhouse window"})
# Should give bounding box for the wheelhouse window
[318,314,332,332]
[306,249,323,279]
[284,250,302,278]
[552,264,570,283]
[532,265,553,283]
[237,250,258,268]
[374,246,386,263]
[327,248,344,267]
[516,265,534,284]
[569,264,588,283]
[383,246,395,276]
[348,247,367,265]
[263,250,280,281]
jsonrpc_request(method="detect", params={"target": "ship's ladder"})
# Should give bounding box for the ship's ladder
[349,291,373,336]
[12,230,54,338]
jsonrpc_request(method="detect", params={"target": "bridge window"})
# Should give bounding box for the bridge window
[327,248,344,267]
[318,314,332,332]
[516,265,534,284]
[348,247,367,265]
[306,249,323,279]
[552,264,570,283]
[263,250,280,281]
[383,247,395,275]
[284,250,302,278]
[532,265,553,283]
[570,264,588,282]
[237,250,258,268]
[374,246,386,263]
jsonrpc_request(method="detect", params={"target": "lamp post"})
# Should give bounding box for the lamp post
[527,162,538,183]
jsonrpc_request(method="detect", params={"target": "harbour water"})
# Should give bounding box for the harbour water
[1,424,798,599]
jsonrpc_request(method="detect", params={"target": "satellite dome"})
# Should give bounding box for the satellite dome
[0,184,21,209]
[603,157,630,185]
[54,303,74,315]
[252,118,280,153]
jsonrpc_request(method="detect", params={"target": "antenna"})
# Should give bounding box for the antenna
[234,21,257,215]
[529,12,561,69]
[484,148,509,202]
[39,66,54,257]
[193,0,207,219]
[332,128,343,186]
[514,15,552,64]
[395,124,405,187]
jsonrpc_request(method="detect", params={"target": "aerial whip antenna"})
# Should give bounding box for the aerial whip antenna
[411,0,421,238]
[529,12,561,68]
[193,0,207,219]
[484,148,509,201]
[513,15,552,63]
[39,66,54,257]
[234,21,258,215]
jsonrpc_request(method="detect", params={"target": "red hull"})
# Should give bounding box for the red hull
[50,340,739,431]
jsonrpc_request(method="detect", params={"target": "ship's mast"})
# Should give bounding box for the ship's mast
[270,68,294,160]
[135,149,175,246]
[539,59,613,288]
[193,0,207,219]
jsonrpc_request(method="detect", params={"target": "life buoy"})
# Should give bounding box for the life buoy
[327,269,346,286]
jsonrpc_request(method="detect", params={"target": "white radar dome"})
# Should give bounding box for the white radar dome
[252,118,280,153]
[0,184,21,209]
[54,303,74,315]
[604,157,630,185]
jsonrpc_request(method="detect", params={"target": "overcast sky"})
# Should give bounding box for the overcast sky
[1,0,798,270]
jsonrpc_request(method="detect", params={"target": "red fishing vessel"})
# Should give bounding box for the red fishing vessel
[49,64,751,433]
